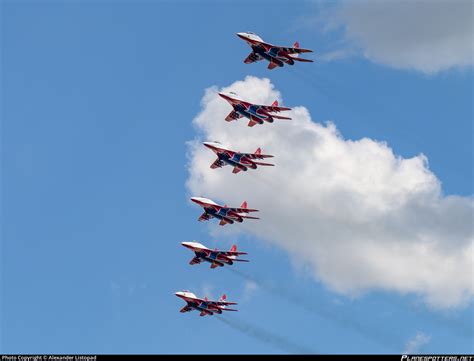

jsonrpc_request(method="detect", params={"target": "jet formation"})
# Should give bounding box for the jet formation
[176,32,314,317]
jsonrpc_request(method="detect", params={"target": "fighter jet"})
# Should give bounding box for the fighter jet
[190,197,259,226]
[219,91,291,127]
[182,241,249,269]
[203,141,274,174]
[175,291,238,317]
[236,31,313,70]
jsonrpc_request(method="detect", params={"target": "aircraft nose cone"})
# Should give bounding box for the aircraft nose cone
[181,242,192,248]
[203,142,215,149]
[236,32,246,39]
[190,197,201,204]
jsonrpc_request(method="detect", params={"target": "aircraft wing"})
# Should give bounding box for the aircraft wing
[219,217,234,226]
[210,159,226,169]
[180,305,193,313]
[268,60,280,70]
[242,153,273,160]
[198,212,211,222]
[189,256,202,265]
[244,52,263,64]
[225,110,243,122]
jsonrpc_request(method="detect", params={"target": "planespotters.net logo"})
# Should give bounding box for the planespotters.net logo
[402,356,474,361]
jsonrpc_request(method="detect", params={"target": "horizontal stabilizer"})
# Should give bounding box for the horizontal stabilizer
[244,52,262,64]
[292,57,313,62]
[254,161,274,166]
[271,115,291,120]
[189,256,202,265]
[239,215,260,219]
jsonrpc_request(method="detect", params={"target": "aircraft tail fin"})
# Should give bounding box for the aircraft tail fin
[255,147,261,156]
[230,244,237,252]
[240,201,247,209]
[292,42,300,58]
[219,294,227,302]
[271,100,279,107]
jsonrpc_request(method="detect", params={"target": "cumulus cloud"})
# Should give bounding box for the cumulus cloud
[186,76,474,309]
[242,280,259,302]
[404,331,431,354]
[316,0,474,74]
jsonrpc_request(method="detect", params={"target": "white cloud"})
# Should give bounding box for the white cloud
[242,280,259,302]
[404,331,431,354]
[186,76,474,309]
[315,0,474,74]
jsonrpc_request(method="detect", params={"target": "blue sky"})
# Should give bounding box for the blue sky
[2,0,473,354]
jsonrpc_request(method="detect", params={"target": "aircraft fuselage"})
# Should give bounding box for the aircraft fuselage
[251,44,287,67]
[234,103,273,124]
[204,207,242,224]
[195,251,230,267]
[217,152,256,171]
